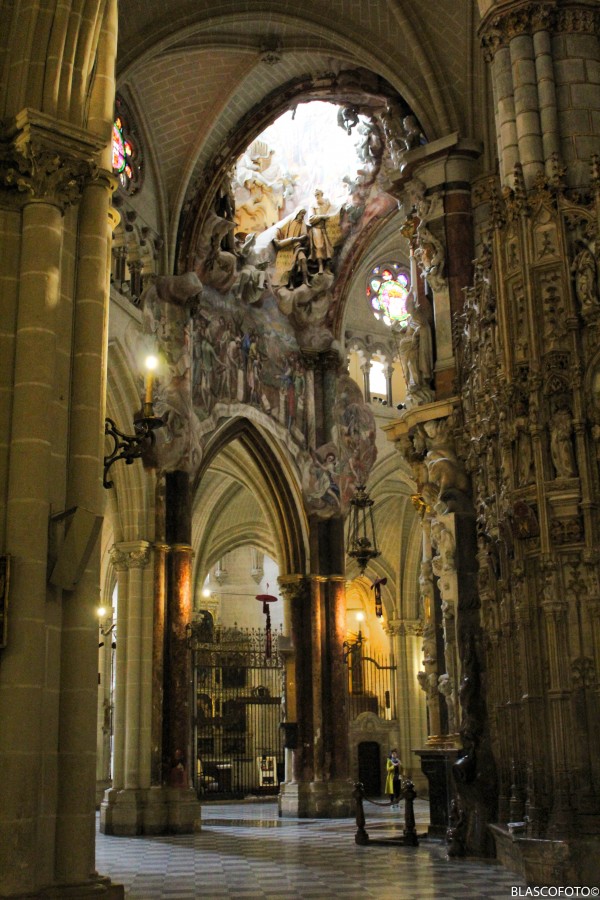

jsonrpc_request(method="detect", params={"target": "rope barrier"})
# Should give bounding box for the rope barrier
[352,780,419,847]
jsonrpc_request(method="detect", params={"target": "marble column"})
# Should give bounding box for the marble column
[162,470,201,833]
[151,541,169,786]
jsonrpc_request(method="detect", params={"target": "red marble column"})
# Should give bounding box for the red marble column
[151,542,168,786]
[287,578,314,782]
[166,543,193,788]
[310,575,325,782]
[444,189,474,319]
[163,471,193,788]
[325,576,350,780]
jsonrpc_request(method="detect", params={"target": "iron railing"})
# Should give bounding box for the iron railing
[346,645,397,721]
[189,622,285,799]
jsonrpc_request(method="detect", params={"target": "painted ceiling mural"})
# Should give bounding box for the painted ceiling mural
[141,96,424,518]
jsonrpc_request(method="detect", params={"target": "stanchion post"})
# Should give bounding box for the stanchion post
[353,782,370,845]
[402,779,419,846]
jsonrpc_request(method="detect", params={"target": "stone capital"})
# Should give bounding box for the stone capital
[278,574,310,604]
[479,1,599,58]
[0,108,108,211]
[110,540,152,571]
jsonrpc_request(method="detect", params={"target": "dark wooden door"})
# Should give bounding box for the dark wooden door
[358,740,381,797]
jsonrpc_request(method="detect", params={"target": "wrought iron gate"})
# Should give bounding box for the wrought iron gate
[344,639,397,721]
[189,619,285,799]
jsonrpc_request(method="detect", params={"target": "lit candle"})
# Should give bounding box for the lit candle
[144,354,158,405]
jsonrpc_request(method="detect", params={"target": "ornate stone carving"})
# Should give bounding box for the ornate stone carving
[1,146,96,209]
[110,542,152,570]
[431,520,455,574]
[549,406,578,479]
[391,291,434,406]
[0,109,106,210]
[141,272,205,474]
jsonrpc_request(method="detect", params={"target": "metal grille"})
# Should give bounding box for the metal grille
[345,644,397,721]
[189,622,284,799]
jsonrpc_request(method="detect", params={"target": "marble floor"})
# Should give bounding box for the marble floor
[96,798,526,899]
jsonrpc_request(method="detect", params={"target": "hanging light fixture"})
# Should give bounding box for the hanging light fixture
[346,484,380,574]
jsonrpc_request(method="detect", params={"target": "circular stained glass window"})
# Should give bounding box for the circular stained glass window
[367,263,410,327]
[111,97,142,194]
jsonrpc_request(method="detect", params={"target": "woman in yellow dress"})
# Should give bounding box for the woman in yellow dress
[385,748,402,806]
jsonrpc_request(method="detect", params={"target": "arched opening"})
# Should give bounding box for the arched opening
[189,417,308,798]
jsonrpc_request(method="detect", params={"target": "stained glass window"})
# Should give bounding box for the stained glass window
[367,263,410,327]
[111,97,142,194]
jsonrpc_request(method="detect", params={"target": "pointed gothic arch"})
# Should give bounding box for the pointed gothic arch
[193,415,308,578]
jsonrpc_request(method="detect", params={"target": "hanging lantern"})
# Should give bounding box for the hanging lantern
[256,592,278,659]
[346,484,380,574]
[370,576,387,618]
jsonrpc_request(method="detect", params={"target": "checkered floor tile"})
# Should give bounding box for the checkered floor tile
[96,799,525,899]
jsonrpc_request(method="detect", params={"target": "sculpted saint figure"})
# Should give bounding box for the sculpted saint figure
[273,207,310,288]
[393,291,433,389]
[233,233,269,305]
[308,189,334,274]
[550,407,577,478]
[572,246,598,312]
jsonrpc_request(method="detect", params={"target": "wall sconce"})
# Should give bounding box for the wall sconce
[346,484,380,574]
[103,355,164,489]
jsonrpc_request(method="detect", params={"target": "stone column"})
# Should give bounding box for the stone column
[325,575,351,782]
[2,194,65,895]
[166,541,194,787]
[108,553,129,793]
[56,171,116,880]
[532,22,560,173]
[151,542,169,786]
[385,362,394,407]
[96,607,115,803]
[490,43,520,184]
[278,576,313,804]
[361,360,372,402]
[0,119,105,891]
[123,545,151,789]
[100,541,151,836]
[162,470,201,833]
[387,138,480,400]
[480,1,600,192]
[509,28,545,187]
[389,618,428,791]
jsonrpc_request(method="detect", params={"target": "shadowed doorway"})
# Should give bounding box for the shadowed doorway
[358,741,381,797]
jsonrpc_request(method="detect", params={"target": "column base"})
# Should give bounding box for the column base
[100,786,201,835]
[12,876,124,898]
[490,825,600,886]
[279,780,354,818]
[95,778,112,809]
[413,746,462,837]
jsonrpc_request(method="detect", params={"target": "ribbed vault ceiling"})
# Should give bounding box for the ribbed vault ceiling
[112,0,480,606]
